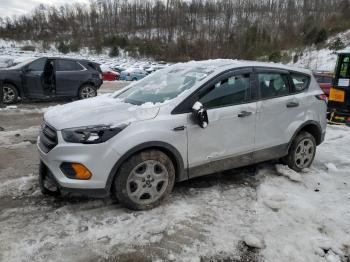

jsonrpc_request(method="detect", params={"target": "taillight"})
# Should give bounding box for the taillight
[315,94,328,104]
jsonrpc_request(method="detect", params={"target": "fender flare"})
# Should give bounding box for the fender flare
[105,141,187,194]
[287,120,323,153]
[3,80,22,97]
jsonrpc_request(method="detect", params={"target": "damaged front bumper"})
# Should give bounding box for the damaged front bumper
[39,161,109,198]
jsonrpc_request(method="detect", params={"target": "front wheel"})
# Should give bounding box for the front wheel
[78,85,97,99]
[284,131,316,172]
[3,84,19,104]
[114,150,175,210]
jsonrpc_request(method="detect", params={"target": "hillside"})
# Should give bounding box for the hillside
[1,28,350,73]
[1,0,350,62]
[288,29,350,71]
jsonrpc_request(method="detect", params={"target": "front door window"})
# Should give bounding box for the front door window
[199,73,250,108]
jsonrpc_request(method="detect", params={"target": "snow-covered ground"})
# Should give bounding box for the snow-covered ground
[0,100,350,261]
[1,32,350,261]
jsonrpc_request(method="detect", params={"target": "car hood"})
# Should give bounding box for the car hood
[44,94,160,130]
[0,68,20,77]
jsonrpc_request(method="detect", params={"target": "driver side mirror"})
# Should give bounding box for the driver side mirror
[192,101,209,128]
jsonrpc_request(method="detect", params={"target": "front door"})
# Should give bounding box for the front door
[22,58,47,98]
[186,69,257,178]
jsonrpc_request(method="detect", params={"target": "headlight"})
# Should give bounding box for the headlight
[62,124,128,144]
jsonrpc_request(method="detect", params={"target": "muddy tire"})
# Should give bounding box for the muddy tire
[3,84,18,104]
[39,163,60,197]
[284,131,316,172]
[78,85,97,99]
[114,150,175,210]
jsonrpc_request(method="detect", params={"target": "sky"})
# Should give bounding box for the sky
[0,0,90,18]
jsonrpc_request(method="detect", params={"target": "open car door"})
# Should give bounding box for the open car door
[22,58,47,99]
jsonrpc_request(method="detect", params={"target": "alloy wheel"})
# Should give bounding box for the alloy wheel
[80,86,96,98]
[126,160,169,205]
[3,86,16,103]
[294,138,315,169]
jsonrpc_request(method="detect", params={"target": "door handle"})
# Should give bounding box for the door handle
[238,111,252,118]
[286,102,299,108]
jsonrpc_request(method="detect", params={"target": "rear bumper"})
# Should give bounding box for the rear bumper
[95,79,103,88]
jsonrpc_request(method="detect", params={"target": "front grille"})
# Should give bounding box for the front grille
[39,122,58,153]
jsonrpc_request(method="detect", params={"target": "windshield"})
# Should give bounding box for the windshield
[116,66,214,105]
[8,58,34,69]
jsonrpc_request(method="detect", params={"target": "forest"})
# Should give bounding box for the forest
[0,0,349,61]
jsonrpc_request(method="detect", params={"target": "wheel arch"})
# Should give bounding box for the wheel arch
[105,141,187,194]
[78,82,97,96]
[288,121,323,151]
[3,80,22,97]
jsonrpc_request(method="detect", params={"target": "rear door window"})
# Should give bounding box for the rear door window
[258,73,290,99]
[290,73,310,92]
[56,60,83,71]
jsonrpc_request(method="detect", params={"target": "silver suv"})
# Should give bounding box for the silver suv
[38,60,327,210]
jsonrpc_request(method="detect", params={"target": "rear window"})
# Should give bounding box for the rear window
[258,73,290,99]
[56,60,83,71]
[88,62,102,73]
[290,73,310,92]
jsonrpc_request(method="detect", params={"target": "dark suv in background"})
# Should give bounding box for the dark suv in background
[0,57,103,103]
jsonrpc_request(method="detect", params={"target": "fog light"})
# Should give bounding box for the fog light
[60,163,92,180]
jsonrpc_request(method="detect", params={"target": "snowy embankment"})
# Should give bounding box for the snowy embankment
[0,118,349,261]
[289,29,350,71]
[0,38,152,69]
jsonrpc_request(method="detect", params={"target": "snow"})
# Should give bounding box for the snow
[0,38,167,72]
[289,29,350,71]
[0,126,39,148]
[1,124,350,261]
[1,34,350,261]
[275,164,302,182]
[243,234,266,249]
[325,163,338,172]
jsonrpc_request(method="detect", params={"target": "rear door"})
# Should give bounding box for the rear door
[254,68,300,161]
[55,59,87,97]
[22,58,47,98]
[187,68,257,177]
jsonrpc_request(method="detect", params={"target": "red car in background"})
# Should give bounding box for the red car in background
[101,66,120,81]
[313,71,334,96]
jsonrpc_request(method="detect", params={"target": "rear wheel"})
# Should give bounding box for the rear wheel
[3,84,18,104]
[284,131,316,172]
[78,85,97,99]
[114,150,175,210]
